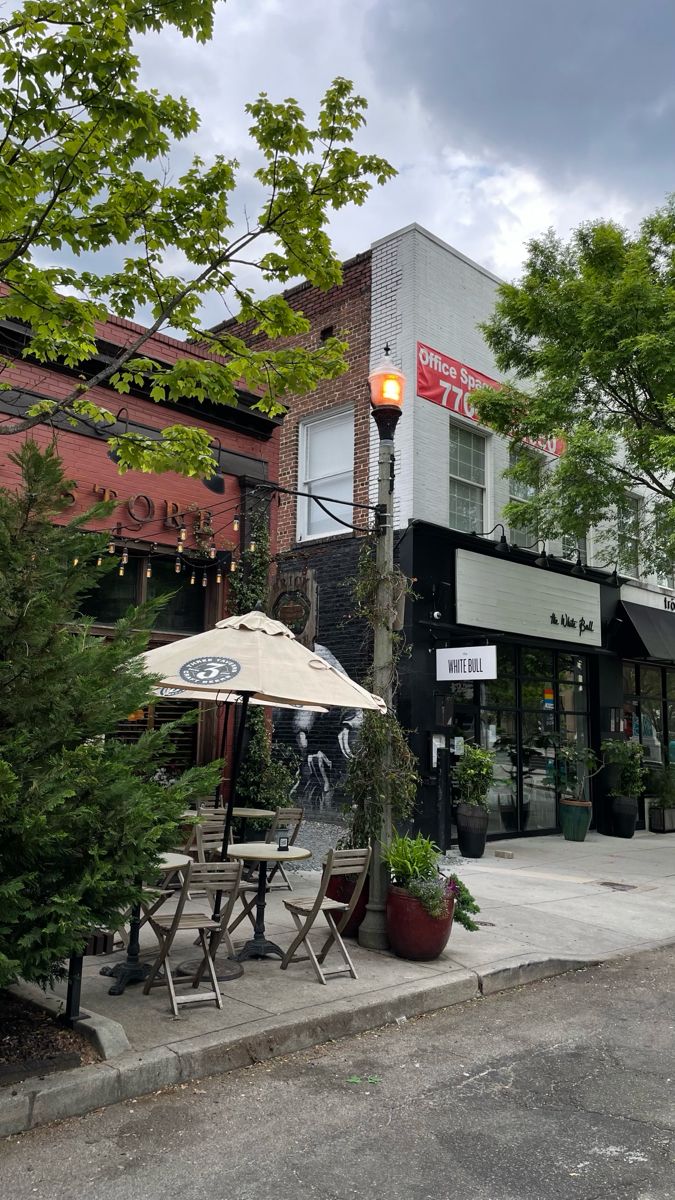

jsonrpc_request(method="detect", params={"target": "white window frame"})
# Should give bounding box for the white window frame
[296,406,354,543]
[508,446,543,549]
[619,494,641,579]
[448,420,488,535]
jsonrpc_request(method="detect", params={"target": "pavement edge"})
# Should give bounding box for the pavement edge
[0,954,605,1137]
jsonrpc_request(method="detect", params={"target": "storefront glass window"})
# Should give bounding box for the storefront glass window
[80,559,139,623]
[480,709,517,833]
[147,558,205,633]
[521,648,554,678]
[622,663,667,769]
[81,554,206,634]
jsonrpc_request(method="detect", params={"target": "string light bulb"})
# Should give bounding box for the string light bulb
[190,569,196,586]
[230,559,237,573]
[96,555,103,567]
[209,543,216,559]
[233,515,240,532]
[174,557,182,575]
[216,566,223,585]
[121,547,129,566]
[107,537,115,555]
[118,563,125,577]
[177,542,184,555]
[179,525,187,543]
[146,562,152,579]
[72,556,79,567]
[248,540,256,553]
[201,570,208,588]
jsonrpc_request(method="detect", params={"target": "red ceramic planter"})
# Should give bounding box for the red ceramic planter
[386,886,455,961]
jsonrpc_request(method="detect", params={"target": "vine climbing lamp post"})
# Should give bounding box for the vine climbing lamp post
[359,345,406,951]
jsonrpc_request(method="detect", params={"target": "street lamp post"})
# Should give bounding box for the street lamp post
[359,345,406,951]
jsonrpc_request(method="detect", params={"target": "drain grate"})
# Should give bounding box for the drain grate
[598,881,637,892]
[476,920,496,927]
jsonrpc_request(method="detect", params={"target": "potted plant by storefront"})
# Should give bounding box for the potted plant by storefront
[454,743,495,858]
[647,766,675,833]
[383,831,480,960]
[557,743,599,841]
[601,738,647,839]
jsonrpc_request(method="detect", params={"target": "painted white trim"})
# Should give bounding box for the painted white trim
[296,406,354,543]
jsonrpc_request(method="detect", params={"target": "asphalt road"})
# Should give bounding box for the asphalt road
[3,946,675,1200]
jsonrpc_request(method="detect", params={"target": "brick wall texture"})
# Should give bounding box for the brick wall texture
[221,251,373,553]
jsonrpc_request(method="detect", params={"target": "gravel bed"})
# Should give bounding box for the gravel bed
[286,819,347,871]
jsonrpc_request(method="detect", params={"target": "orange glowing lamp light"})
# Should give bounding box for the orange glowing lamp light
[368,353,406,412]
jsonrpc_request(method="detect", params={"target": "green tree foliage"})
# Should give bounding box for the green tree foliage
[473,200,675,576]
[0,2,395,475]
[0,442,219,987]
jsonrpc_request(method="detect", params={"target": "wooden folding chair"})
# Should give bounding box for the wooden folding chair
[280,848,371,984]
[195,817,229,863]
[264,806,304,891]
[143,860,243,1016]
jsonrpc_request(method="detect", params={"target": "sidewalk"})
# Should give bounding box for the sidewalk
[4,831,675,1135]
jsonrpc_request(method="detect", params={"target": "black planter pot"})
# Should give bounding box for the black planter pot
[612,794,638,839]
[456,803,489,858]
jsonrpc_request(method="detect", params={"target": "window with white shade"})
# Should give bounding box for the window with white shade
[297,409,354,540]
[448,423,486,534]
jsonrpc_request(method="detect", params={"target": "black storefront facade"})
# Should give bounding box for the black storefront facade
[397,521,675,844]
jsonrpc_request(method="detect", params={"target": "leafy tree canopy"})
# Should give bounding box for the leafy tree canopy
[473,200,675,577]
[0,1,395,475]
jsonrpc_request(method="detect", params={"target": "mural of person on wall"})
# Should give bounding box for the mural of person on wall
[273,642,364,815]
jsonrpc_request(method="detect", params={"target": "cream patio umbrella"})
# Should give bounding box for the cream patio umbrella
[141,608,385,855]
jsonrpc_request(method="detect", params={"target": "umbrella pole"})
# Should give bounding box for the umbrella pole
[221,692,250,864]
[215,702,231,807]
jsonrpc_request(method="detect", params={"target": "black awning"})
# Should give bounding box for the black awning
[620,601,675,662]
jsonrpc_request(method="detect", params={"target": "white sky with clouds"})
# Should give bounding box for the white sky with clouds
[135,0,674,318]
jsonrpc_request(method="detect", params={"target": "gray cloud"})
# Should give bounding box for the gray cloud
[365,0,675,207]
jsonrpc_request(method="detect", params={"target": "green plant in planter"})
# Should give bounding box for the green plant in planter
[453,743,495,858]
[382,831,479,928]
[647,766,675,809]
[454,744,495,808]
[601,739,647,799]
[601,738,648,838]
[646,765,675,832]
[556,743,600,801]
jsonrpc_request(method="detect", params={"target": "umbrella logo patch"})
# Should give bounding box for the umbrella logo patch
[179,656,241,685]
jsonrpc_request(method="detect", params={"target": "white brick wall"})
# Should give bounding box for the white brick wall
[370,224,512,534]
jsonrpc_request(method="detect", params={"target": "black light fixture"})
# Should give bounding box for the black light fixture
[472,522,511,554]
[202,438,225,494]
[570,552,586,577]
[523,538,551,568]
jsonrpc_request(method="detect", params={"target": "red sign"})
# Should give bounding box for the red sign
[416,342,564,457]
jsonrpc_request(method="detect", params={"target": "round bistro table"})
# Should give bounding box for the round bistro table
[227,842,311,961]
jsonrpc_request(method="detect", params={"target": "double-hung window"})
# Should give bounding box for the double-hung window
[619,496,641,578]
[509,447,541,548]
[448,423,486,533]
[297,409,354,540]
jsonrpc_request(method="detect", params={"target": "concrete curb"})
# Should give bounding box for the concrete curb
[0,953,602,1137]
[7,981,131,1060]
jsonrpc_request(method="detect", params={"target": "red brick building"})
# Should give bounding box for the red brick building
[0,312,281,768]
